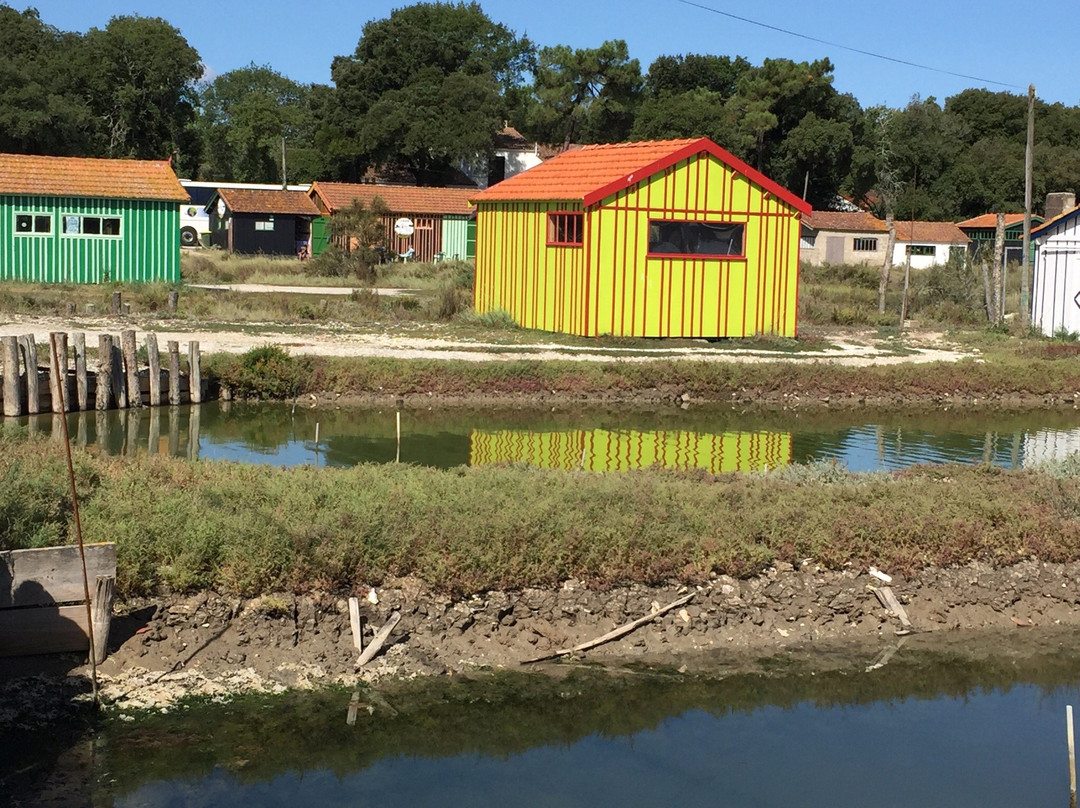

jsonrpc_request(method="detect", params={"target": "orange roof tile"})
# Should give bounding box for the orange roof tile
[0,152,188,201]
[894,221,969,244]
[472,138,811,215]
[310,182,474,216]
[216,188,319,216]
[804,210,888,233]
[956,213,1029,229]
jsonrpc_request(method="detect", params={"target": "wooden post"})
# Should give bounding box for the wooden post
[111,340,126,409]
[121,330,140,408]
[168,290,179,314]
[49,332,68,413]
[92,575,115,665]
[19,335,39,414]
[1069,705,1076,805]
[73,332,88,411]
[146,333,161,407]
[111,291,121,317]
[96,335,113,411]
[95,409,108,452]
[396,410,401,463]
[349,597,364,653]
[75,411,88,448]
[1,335,23,417]
[1021,84,1035,328]
[356,611,401,667]
[167,341,181,406]
[188,341,202,404]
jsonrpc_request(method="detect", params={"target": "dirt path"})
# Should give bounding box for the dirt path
[0,313,977,365]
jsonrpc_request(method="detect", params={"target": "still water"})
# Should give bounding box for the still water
[8,633,1080,807]
[5,401,1080,473]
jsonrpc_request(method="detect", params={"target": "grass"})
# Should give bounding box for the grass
[3,433,1080,600]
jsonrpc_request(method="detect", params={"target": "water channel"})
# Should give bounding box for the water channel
[4,401,1080,472]
[7,631,1080,806]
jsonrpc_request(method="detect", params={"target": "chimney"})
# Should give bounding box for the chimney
[1045,191,1077,221]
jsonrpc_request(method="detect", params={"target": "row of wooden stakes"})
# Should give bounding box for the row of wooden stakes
[0,331,203,418]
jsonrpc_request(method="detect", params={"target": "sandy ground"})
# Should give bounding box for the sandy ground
[0,310,976,365]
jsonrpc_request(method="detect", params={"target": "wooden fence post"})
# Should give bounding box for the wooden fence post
[73,332,88,411]
[92,575,116,665]
[167,290,179,314]
[168,341,181,406]
[1,336,22,417]
[111,291,121,317]
[19,335,39,414]
[111,339,126,409]
[49,332,68,413]
[96,335,113,411]
[146,333,161,407]
[188,341,202,404]
[121,330,140,408]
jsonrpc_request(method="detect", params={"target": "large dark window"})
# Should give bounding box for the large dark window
[548,212,583,246]
[648,221,744,257]
[15,213,51,234]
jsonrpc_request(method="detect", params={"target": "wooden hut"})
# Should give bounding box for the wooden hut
[0,152,187,283]
[205,188,320,256]
[307,182,475,263]
[471,137,811,338]
[1032,202,1080,337]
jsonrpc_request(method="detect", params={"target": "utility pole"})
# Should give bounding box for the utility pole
[1021,84,1035,328]
[281,137,288,190]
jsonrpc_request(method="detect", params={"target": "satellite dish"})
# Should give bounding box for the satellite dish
[394,217,415,237]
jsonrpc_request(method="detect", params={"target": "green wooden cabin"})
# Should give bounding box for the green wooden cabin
[0,153,188,283]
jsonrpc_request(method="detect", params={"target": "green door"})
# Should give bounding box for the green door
[310,216,330,256]
[466,218,476,260]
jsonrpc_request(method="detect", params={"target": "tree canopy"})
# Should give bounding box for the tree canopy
[6,1,1080,218]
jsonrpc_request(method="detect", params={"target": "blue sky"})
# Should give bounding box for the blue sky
[28,0,1078,110]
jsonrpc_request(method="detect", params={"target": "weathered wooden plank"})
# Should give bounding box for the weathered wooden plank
[168,340,181,406]
[19,334,39,414]
[188,340,202,404]
[96,334,113,410]
[121,330,140,408]
[3,544,117,607]
[49,332,68,413]
[146,332,161,406]
[111,340,126,409]
[92,576,115,664]
[73,332,88,411]
[2,335,23,417]
[0,604,91,657]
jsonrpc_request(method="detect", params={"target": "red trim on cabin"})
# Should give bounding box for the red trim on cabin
[582,138,811,216]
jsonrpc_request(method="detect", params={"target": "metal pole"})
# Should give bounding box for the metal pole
[49,334,98,707]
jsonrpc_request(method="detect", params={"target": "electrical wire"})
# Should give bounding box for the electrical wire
[674,0,1023,90]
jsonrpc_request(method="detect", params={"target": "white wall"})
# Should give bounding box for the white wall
[1033,219,1080,337]
[891,243,952,270]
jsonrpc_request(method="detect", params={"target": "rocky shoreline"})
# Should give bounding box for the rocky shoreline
[3,557,1075,722]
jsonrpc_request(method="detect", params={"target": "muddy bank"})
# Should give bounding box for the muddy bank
[4,557,1075,720]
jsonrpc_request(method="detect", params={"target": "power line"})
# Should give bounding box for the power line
[674,0,1023,90]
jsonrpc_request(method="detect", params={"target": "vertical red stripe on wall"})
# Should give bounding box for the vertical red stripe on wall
[756,194,766,334]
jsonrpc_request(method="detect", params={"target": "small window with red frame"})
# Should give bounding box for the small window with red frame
[548,212,583,246]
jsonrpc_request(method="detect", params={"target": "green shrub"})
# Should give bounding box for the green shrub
[211,344,300,400]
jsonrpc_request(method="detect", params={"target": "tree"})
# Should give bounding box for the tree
[322,2,533,181]
[644,53,750,100]
[524,40,643,146]
[73,15,202,162]
[0,6,93,155]
[630,88,733,143]
[197,64,315,182]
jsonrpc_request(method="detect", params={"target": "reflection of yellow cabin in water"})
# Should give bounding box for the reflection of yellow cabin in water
[470,428,791,473]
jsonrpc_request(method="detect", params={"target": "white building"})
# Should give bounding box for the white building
[1032,198,1080,337]
[892,221,969,269]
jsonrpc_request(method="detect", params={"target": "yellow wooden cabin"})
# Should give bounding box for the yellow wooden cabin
[471,137,811,338]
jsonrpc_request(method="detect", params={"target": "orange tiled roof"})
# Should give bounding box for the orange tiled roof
[0,153,188,201]
[894,221,969,244]
[472,137,812,215]
[957,213,1028,229]
[216,188,319,216]
[310,182,475,216]
[804,210,888,233]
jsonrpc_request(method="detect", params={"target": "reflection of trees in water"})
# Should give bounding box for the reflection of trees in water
[97,637,1080,794]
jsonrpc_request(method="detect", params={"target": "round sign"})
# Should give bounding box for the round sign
[394,217,415,237]
[216,198,226,216]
